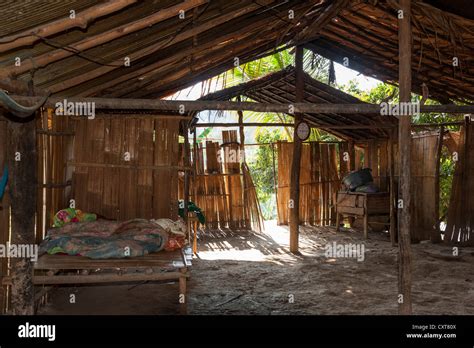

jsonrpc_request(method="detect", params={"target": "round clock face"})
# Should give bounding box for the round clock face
[296,121,310,141]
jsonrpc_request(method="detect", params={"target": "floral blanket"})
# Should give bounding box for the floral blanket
[39,219,185,259]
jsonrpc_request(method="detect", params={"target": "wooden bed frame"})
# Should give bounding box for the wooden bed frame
[33,247,193,314]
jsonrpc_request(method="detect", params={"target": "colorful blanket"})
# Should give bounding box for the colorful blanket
[39,219,186,259]
[53,208,97,228]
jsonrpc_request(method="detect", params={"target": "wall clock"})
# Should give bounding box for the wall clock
[296,121,310,141]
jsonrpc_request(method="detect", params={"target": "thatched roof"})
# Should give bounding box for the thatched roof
[307,0,474,104]
[0,0,472,107]
[199,66,398,141]
[0,0,334,97]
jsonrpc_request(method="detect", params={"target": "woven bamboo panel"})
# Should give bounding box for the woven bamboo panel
[276,141,291,225]
[411,133,439,241]
[37,109,74,239]
[446,121,474,245]
[184,132,262,231]
[276,141,343,226]
[71,117,179,220]
[222,131,246,229]
[392,133,441,241]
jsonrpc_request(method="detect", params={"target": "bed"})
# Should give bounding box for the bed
[33,218,192,314]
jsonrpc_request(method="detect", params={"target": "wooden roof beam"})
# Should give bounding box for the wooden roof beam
[293,0,350,45]
[244,89,348,135]
[0,0,138,53]
[262,82,383,138]
[42,0,275,94]
[138,37,295,99]
[101,26,276,98]
[77,7,292,97]
[0,0,209,79]
[5,97,474,114]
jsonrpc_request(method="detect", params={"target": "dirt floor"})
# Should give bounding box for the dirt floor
[38,221,474,315]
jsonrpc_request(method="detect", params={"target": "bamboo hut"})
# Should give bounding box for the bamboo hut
[0,0,473,320]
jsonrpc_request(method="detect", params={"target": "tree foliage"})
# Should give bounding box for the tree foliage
[248,128,285,220]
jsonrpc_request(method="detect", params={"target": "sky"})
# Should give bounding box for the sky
[334,63,380,91]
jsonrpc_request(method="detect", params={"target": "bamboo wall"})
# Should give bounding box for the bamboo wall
[276,140,391,226]
[35,112,180,232]
[446,120,474,245]
[185,130,263,231]
[36,109,74,241]
[192,141,230,229]
[277,141,342,226]
[71,117,180,221]
[392,132,441,242]
[411,133,440,241]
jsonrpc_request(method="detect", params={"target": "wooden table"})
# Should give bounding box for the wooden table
[335,191,390,238]
[32,247,193,314]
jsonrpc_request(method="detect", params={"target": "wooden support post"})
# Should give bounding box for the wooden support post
[183,121,190,224]
[192,128,198,204]
[389,129,397,246]
[348,140,355,171]
[433,125,444,243]
[289,46,304,253]
[271,143,278,222]
[237,97,249,227]
[398,0,413,315]
[191,127,199,252]
[363,202,369,239]
[8,114,37,315]
[237,99,246,164]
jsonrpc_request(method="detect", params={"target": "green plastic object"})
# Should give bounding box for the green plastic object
[178,200,205,224]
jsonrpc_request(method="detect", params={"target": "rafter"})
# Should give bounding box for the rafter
[0,0,137,53]
[0,0,208,79]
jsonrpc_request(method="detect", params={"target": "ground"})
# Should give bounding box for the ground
[38,221,474,315]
